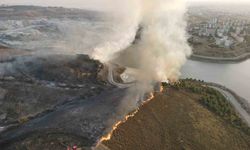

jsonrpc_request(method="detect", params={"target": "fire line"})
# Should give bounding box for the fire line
[98,86,163,145]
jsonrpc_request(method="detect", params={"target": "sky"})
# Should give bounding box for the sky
[1,0,250,10]
[188,0,250,4]
[0,0,116,10]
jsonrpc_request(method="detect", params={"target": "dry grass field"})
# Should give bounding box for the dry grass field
[104,85,250,150]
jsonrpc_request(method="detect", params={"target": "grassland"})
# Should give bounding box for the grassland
[103,80,250,150]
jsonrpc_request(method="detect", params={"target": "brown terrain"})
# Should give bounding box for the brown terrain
[103,84,250,150]
[189,36,250,62]
[1,46,250,149]
[192,37,250,56]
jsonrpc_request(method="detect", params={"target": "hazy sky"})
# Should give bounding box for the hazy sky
[188,0,250,3]
[0,0,115,10]
[1,0,250,10]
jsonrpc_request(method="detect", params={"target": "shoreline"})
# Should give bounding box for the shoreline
[206,82,250,114]
[206,82,250,126]
[190,53,250,64]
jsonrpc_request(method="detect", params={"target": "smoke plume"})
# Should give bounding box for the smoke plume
[92,0,191,95]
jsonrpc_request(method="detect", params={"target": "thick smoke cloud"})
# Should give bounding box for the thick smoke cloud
[92,0,191,93]
[95,0,193,138]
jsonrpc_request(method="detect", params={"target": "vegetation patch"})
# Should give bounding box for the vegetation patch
[168,79,250,135]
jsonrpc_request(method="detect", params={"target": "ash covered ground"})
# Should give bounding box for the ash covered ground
[0,3,192,149]
[0,6,135,149]
[0,50,131,149]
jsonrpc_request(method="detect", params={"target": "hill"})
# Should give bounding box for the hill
[103,81,250,150]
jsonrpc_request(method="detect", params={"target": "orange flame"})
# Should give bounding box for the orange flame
[160,85,164,93]
[98,86,165,145]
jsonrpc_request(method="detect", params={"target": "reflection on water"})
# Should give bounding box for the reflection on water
[181,59,250,102]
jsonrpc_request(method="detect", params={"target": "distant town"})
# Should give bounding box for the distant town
[187,4,250,58]
[188,18,250,48]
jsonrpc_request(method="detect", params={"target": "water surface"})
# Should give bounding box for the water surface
[181,59,250,102]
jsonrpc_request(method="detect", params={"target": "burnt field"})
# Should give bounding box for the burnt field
[0,47,131,150]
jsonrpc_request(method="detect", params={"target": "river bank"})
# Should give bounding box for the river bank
[207,82,250,115]
[190,52,250,63]
[181,59,250,103]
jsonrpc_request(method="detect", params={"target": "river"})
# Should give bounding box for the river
[181,59,250,103]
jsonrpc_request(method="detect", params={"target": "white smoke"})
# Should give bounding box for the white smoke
[92,0,191,93]
[91,0,142,62]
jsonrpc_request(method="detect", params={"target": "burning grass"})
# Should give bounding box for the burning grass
[102,81,250,150]
[98,92,155,144]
